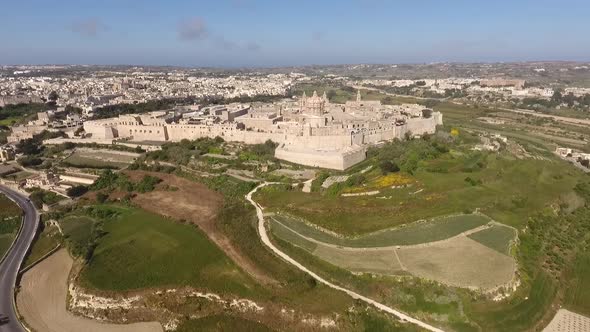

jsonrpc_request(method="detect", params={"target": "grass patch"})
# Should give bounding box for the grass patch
[24,224,62,267]
[467,272,557,332]
[78,205,258,296]
[0,193,22,258]
[0,234,15,258]
[564,252,590,316]
[269,219,317,251]
[176,314,273,332]
[59,215,94,257]
[271,213,489,247]
[257,151,584,235]
[468,224,516,255]
[62,154,128,169]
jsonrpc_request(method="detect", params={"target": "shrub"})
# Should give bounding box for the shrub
[17,156,43,167]
[96,192,109,203]
[379,160,400,174]
[67,185,88,197]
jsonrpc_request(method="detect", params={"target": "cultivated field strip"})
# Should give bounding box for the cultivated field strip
[273,213,491,248]
[269,210,517,289]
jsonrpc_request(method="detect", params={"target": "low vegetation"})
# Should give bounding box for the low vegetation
[256,132,583,235]
[0,194,22,257]
[27,188,64,208]
[64,205,259,296]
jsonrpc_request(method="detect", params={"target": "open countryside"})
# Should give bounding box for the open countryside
[1,2,590,331]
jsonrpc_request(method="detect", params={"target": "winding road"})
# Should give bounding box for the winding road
[0,185,39,332]
[246,182,445,332]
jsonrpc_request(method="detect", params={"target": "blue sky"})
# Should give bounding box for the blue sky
[1,0,589,67]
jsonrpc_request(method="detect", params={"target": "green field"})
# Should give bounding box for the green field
[257,151,583,235]
[467,272,557,332]
[271,213,515,289]
[468,224,516,255]
[24,224,62,267]
[0,193,22,258]
[176,315,273,332]
[59,215,94,257]
[564,253,590,316]
[78,205,259,296]
[271,213,489,247]
[0,235,15,258]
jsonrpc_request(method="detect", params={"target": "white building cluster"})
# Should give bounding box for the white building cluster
[0,70,295,109]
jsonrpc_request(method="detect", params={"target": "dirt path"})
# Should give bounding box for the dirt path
[16,249,163,332]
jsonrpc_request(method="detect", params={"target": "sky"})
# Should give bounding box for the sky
[1,0,589,67]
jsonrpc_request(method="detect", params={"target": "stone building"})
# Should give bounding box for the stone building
[81,91,442,170]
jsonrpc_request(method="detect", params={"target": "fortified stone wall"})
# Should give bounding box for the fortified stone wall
[118,124,168,141]
[405,117,439,136]
[275,146,366,170]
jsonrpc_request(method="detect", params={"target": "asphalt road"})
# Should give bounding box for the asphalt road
[0,185,39,332]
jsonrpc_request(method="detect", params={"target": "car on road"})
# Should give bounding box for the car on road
[0,314,10,325]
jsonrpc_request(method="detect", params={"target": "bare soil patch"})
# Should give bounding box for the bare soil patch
[312,245,404,275]
[124,170,276,285]
[16,249,163,332]
[397,236,515,290]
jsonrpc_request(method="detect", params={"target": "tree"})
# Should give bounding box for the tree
[326,90,337,101]
[551,90,563,103]
[74,127,84,136]
[67,185,88,197]
[48,91,59,102]
[17,156,43,167]
[379,160,400,174]
[17,138,42,155]
[96,192,109,203]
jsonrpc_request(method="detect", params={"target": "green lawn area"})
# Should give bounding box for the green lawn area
[468,224,516,255]
[271,213,489,247]
[257,152,583,235]
[78,205,259,296]
[564,252,590,316]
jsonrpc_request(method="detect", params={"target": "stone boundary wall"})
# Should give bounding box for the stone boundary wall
[275,146,366,170]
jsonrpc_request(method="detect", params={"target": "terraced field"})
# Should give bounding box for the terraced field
[270,214,517,289]
[468,224,517,255]
[271,213,490,248]
[63,149,138,169]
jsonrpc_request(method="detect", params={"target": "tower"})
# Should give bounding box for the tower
[356,89,362,102]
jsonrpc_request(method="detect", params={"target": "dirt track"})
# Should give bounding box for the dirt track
[16,249,163,332]
[125,171,276,285]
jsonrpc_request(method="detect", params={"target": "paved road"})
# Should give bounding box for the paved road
[0,186,39,332]
[246,183,445,332]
